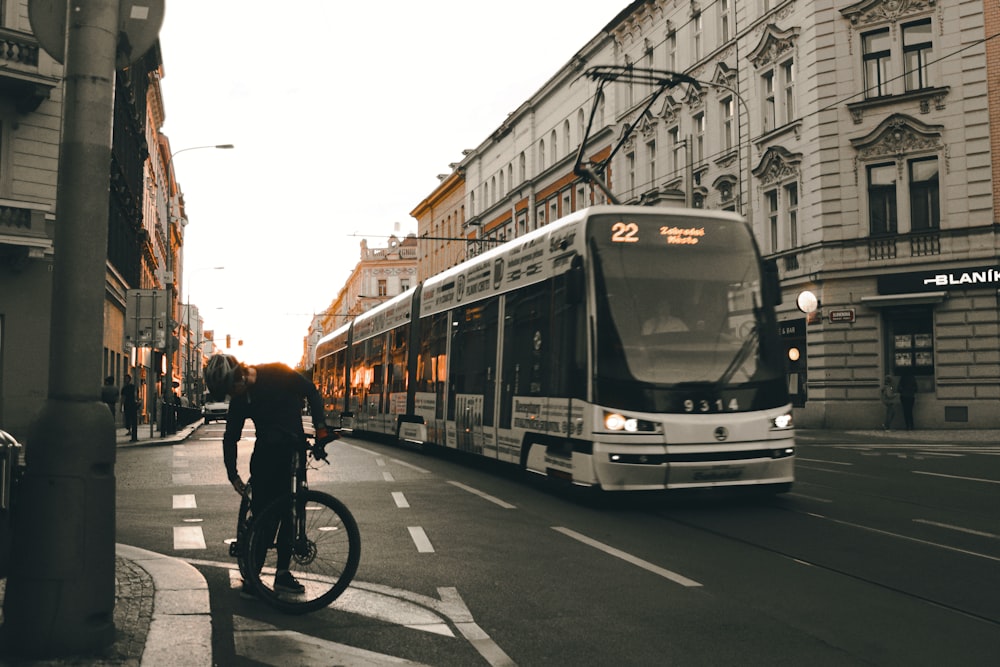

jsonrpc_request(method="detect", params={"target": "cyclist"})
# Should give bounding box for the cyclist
[204,353,339,597]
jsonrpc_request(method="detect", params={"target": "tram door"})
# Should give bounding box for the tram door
[449,299,498,456]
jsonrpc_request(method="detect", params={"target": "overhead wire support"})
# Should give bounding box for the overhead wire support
[574,66,702,205]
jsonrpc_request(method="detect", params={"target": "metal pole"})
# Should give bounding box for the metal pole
[2,0,119,655]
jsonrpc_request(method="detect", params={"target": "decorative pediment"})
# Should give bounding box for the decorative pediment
[849,113,942,159]
[748,24,800,69]
[637,110,657,140]
[841,0,936,26]
[752,146,803,186]
[682,82,706,109]
[657,95,681,125]
[711,61,737,90]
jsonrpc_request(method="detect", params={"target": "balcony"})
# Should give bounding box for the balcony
[0,201,51,269]
[0,28,58,113]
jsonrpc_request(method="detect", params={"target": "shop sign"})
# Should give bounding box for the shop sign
[878,265,1000,294]
[828,308,855,323]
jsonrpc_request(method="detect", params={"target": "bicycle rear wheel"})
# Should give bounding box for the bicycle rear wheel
[244,489,361,614]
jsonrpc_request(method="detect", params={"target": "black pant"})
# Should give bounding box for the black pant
[249,445,294,572]
[123,405,138,439]
[900,396,915,429]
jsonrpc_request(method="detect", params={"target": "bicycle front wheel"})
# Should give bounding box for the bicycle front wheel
[244,490,361,614]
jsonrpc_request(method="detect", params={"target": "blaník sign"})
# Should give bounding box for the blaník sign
[878,264,1000,294]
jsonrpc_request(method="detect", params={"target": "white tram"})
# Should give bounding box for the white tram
[315,206,795,492]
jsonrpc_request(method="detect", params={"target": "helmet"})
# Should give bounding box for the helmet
[205,354,241,401]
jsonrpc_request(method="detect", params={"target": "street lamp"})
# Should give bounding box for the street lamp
[161,143,233,435]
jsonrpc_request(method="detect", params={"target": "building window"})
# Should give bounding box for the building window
[693,112,705,163]
[576,184,587,211]
[782,59,795,123]
[647,140,657,187]
[762,70,776,131]
[863,28,892,98]
[720,0,732,42]
[766,189,779,252]
[549,198,559,224]
[721,97,735,152]
[626,151,636,193]
[401,279,410,291]
[377,279,388,297]
[668,126,681,178]
[909,156,939,231]
[868,162,898,235]
[551,130,558,164]
[903,19,932,91]
[667,28,677,71]
[538,140,545,171]
[519,153,526,182]
[785,182,799,247]
[692,12,702,61]
[535,204,546,228]
[561,190,571,218]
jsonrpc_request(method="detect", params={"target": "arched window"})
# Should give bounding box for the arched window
[538,140,546,171]
[519,152,526,182]
[499,170,505,198]
[563,120,571,155]
[550,130,558,163]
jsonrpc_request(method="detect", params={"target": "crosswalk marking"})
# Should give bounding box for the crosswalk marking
[173,525,206,550]
[392,492,410,508]
[173,494,197,509]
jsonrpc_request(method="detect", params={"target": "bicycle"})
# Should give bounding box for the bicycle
[229,430,361,614]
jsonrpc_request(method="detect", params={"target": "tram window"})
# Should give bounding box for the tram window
[503,282,551,397]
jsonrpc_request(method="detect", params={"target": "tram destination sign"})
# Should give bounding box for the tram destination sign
[878,264,1000,294]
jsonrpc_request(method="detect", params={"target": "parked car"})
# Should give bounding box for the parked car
[202,399,229,424]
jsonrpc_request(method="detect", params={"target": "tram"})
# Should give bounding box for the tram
[314,205,795,492]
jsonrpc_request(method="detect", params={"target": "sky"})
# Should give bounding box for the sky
[157,1,623,367]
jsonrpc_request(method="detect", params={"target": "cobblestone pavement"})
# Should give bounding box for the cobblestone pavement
[0,556,154,666]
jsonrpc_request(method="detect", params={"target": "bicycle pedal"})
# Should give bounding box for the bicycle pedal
[228,542,240,557]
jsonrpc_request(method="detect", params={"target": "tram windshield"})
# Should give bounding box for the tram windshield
[588,212,788,413]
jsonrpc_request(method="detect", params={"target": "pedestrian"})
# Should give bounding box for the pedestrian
[898,369,918,430]
[880,374,898,431]
[101,375,118,420]
[121,373,139,442]
[204,353,338,598]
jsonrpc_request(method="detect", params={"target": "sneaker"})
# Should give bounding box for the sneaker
[273,571,305,594]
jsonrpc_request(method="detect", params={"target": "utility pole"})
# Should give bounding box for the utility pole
[2,0,162,657]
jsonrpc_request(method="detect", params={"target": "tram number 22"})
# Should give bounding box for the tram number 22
[684,398,739,413]
[611,222,639,243]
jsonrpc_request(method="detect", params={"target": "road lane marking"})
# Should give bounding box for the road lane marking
[447,481,516,509]
[383,472,396,482]
[173,525,206,550]
[797,457,852,466]
[801,512,1000,562]
[913,470,1000,485]
[392,491,410,508]
[408,526,434,553]
[552,527,702,587]
[438,587,517,666]
[913,519,1000,539]
[173,493,197,509]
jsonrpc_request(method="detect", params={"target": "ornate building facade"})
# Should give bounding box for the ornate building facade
[441,0,997,428]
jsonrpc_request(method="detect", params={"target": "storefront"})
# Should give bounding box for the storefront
[858,265,1000,429]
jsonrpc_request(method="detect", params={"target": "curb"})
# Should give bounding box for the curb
[116,544,212,667]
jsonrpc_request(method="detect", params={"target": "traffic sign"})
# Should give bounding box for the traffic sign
[28,0,164,65]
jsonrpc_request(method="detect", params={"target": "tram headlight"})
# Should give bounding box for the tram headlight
[770,413,794,430]
[603,411,659,433]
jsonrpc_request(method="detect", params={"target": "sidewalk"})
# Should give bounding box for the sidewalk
[796,426,1000,445]
[0,422,212,667]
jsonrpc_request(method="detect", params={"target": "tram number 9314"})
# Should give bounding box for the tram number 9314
[683,397,740,413]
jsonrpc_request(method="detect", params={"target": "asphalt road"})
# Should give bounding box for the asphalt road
[114,425,1000,666]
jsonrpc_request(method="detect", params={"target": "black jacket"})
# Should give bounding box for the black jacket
[222,363,326,479]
